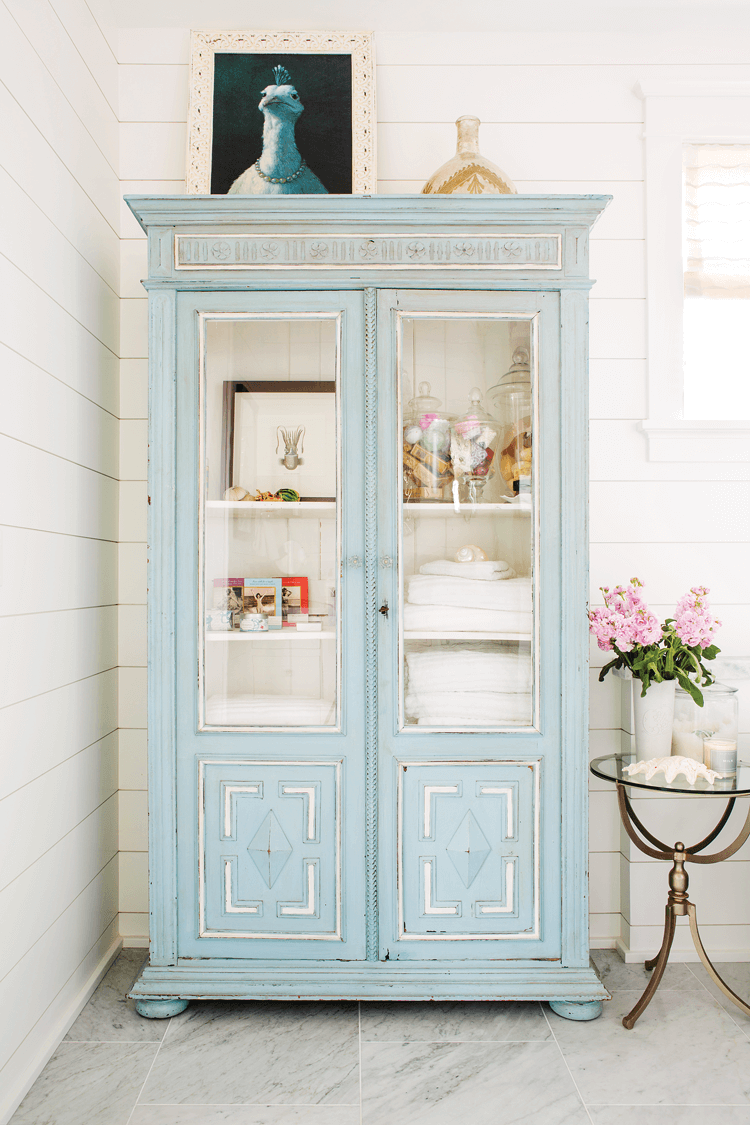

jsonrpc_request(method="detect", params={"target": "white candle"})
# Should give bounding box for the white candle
[704,738,737,776]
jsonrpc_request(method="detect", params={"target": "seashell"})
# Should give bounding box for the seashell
[224,486,250,501]
[455,544,488,563]
[404,425,423,445]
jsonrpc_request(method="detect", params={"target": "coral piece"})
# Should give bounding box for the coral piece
[623,755,720,786]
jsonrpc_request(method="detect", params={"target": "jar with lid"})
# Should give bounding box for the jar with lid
[486,346,532,503]
[671,683,738,762]
[450,388,501,503]
[402,382,454,502]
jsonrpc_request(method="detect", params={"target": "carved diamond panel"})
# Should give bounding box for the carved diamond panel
[397,760,539,941]
[247,812,292,887]
[446,812,491,888]
[199,760,341,939]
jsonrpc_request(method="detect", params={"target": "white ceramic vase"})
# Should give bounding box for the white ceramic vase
[632,678,677,758]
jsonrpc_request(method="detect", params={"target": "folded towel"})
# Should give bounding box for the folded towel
[406,646,532,694]
[206,694,335,726]
[406,575,532,612]
[419,559,516,581]
[403,604,531,634]
[405,690,532,726]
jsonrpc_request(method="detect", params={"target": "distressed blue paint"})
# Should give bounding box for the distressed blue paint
[126,195,609,1012]
[549,999,604,1021]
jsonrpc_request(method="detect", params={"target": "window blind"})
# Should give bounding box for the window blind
[684,143,750,298]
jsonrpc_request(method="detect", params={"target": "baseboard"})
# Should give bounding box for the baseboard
[0,932,122,1125]
[615,935,750,964]
[122,936,150,949]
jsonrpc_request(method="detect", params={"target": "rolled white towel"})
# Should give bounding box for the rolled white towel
[403,604,531,634]
[407,575,531,612]
[406,647,532,694]
[419,559,517,581]
[405,690,532,726]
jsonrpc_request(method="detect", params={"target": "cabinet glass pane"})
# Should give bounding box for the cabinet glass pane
[399,316,535,730]
[200,316,340,729]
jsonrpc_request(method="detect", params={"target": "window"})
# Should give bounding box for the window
[636,80,750,460]
[683,144,750,419]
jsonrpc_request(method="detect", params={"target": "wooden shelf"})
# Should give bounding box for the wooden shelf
[206,501,336,518]
[207,629,336,641]
[404,631,531,642]
[403,502,531,517]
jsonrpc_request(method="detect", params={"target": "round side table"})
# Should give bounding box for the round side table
[591,753,750,1030]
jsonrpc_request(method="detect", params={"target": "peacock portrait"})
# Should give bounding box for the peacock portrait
[227,66,328,195]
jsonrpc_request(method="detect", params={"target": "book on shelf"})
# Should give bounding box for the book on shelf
[278,576,309,627]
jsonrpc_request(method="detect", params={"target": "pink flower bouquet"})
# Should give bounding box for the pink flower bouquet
[589,579,721,704]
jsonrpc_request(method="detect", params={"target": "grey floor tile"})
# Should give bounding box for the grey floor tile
[139,1001,359,1106]
[9,1042,157,1125]
[360,999,550,1041]
[687,961,750,1033]
[588,1108,750,1124]
[591,949,704,992]
[65,949,160,1043]
[552,988,750,1105]
[130,1109,360,1124]
[361,1040,589,1124]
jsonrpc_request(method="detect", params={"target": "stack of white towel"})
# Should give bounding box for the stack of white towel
[404,559,532,637]
[404,557,532,726]
[206,694,335,727]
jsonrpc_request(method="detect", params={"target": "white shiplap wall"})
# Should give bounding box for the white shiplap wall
[0,1,121,1117]
[116,23,750,951]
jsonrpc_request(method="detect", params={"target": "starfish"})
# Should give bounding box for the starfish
[623,755,720,786]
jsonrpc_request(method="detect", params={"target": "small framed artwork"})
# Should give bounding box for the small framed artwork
[221,380,337,500]
[187,31,375,195]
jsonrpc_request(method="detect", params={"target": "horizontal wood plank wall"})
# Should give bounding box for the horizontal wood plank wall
[117,24,750,956]
[0,0,121,1116]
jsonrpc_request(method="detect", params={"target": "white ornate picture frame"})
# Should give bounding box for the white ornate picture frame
[187,31,376,195]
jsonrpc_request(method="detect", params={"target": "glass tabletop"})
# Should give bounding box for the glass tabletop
[590,754,750,796]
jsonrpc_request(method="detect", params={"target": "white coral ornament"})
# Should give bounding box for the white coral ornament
[623,755,720,786]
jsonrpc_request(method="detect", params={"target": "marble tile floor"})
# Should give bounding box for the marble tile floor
[11,949,750,1125]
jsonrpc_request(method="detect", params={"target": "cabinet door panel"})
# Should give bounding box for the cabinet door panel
[397,761,538,941]
[174,291,366,961]
[200,760,342,939]
[377,289,562,961]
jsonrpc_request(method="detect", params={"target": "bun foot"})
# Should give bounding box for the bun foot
[134,997,189,1019]
[548,999,603,1021]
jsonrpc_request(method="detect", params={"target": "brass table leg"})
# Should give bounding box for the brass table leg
[616,783,750,1030]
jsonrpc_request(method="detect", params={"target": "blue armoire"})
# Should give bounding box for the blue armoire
[126,194,609,1019]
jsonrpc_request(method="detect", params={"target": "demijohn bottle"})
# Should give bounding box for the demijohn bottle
[422,115,516,195]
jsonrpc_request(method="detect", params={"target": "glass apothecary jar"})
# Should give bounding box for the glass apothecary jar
[450,388,501,502]
[402,382,454,501]
[487,346,532,503]
[671,683,738,761]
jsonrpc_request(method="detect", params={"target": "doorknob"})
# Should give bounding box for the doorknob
[379,599,389,619]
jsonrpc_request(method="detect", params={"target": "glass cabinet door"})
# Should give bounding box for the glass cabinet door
[200,314,342,730]
[175,292,366,961]
[398,313,536,731]
[377,290,561,962]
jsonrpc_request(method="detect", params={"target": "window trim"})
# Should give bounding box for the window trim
[636,79,750,462]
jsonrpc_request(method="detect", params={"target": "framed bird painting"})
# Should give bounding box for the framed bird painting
[186,31,376,195]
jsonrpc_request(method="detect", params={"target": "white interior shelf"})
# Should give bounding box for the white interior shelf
[207,630,336,641]
[402,502,531,516]
[206,501,336,517]
[404,631,532,642]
